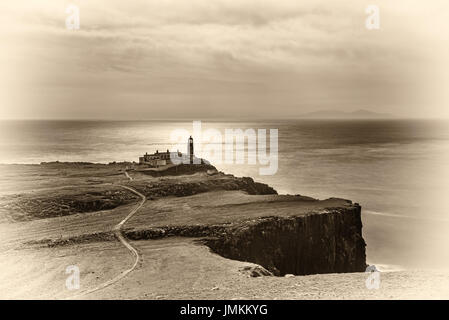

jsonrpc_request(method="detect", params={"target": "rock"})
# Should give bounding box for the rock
[284,274,295,278]
[240,265,273,277]
[204,206,366,276]
[206,169,218,175]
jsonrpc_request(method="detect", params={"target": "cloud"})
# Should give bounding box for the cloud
[0,0,448,119]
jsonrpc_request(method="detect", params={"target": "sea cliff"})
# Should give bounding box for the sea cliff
[203,207,366,275]
[0,162,366,277]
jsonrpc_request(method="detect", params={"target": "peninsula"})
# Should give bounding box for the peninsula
[0,158,366,299]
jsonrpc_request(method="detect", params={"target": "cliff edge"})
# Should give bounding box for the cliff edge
[0,162,366,278]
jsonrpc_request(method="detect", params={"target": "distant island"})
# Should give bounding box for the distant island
[299,109,393,119]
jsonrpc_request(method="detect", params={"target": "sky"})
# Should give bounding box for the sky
[0,0,448,120]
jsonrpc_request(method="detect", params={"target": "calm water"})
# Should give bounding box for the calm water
[1,119,449,270]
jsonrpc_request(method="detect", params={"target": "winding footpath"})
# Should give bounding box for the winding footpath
[71,182,145,298]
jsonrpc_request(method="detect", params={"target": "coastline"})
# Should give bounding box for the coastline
[0,161,448,299]
[0,161,369,298]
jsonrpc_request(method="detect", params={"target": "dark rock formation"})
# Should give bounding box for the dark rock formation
[138,164,216,177]
[203,206,366,276]
[240,265,273,277]
[130,175,277,199]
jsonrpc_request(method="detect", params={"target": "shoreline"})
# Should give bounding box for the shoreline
[1,161,449,298]
[0,161,368,296]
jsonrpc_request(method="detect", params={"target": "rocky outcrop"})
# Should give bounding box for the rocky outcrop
[203,206,366,276]
[123,205,366,276]
[129,175,277,199]
[239,265,273,277]
[138,163,216,177]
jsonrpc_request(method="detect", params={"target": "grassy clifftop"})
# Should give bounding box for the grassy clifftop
[0,162,275,221]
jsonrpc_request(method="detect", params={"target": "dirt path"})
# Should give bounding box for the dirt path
[70,184,145,298]
[124,171,133,181]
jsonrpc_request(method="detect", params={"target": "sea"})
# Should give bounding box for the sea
[1,119,449,271]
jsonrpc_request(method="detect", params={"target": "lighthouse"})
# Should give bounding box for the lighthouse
[188,136,194,164]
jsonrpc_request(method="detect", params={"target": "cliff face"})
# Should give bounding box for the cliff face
[137,163,216,177]
[129,175,277,199]
[122,204,366,276]
[203,206,366,276]
[29,201,367,277]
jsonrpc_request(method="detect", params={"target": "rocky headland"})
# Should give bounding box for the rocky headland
[0,161,369,299]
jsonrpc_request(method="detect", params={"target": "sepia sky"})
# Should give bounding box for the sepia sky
[0,0,448,120]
